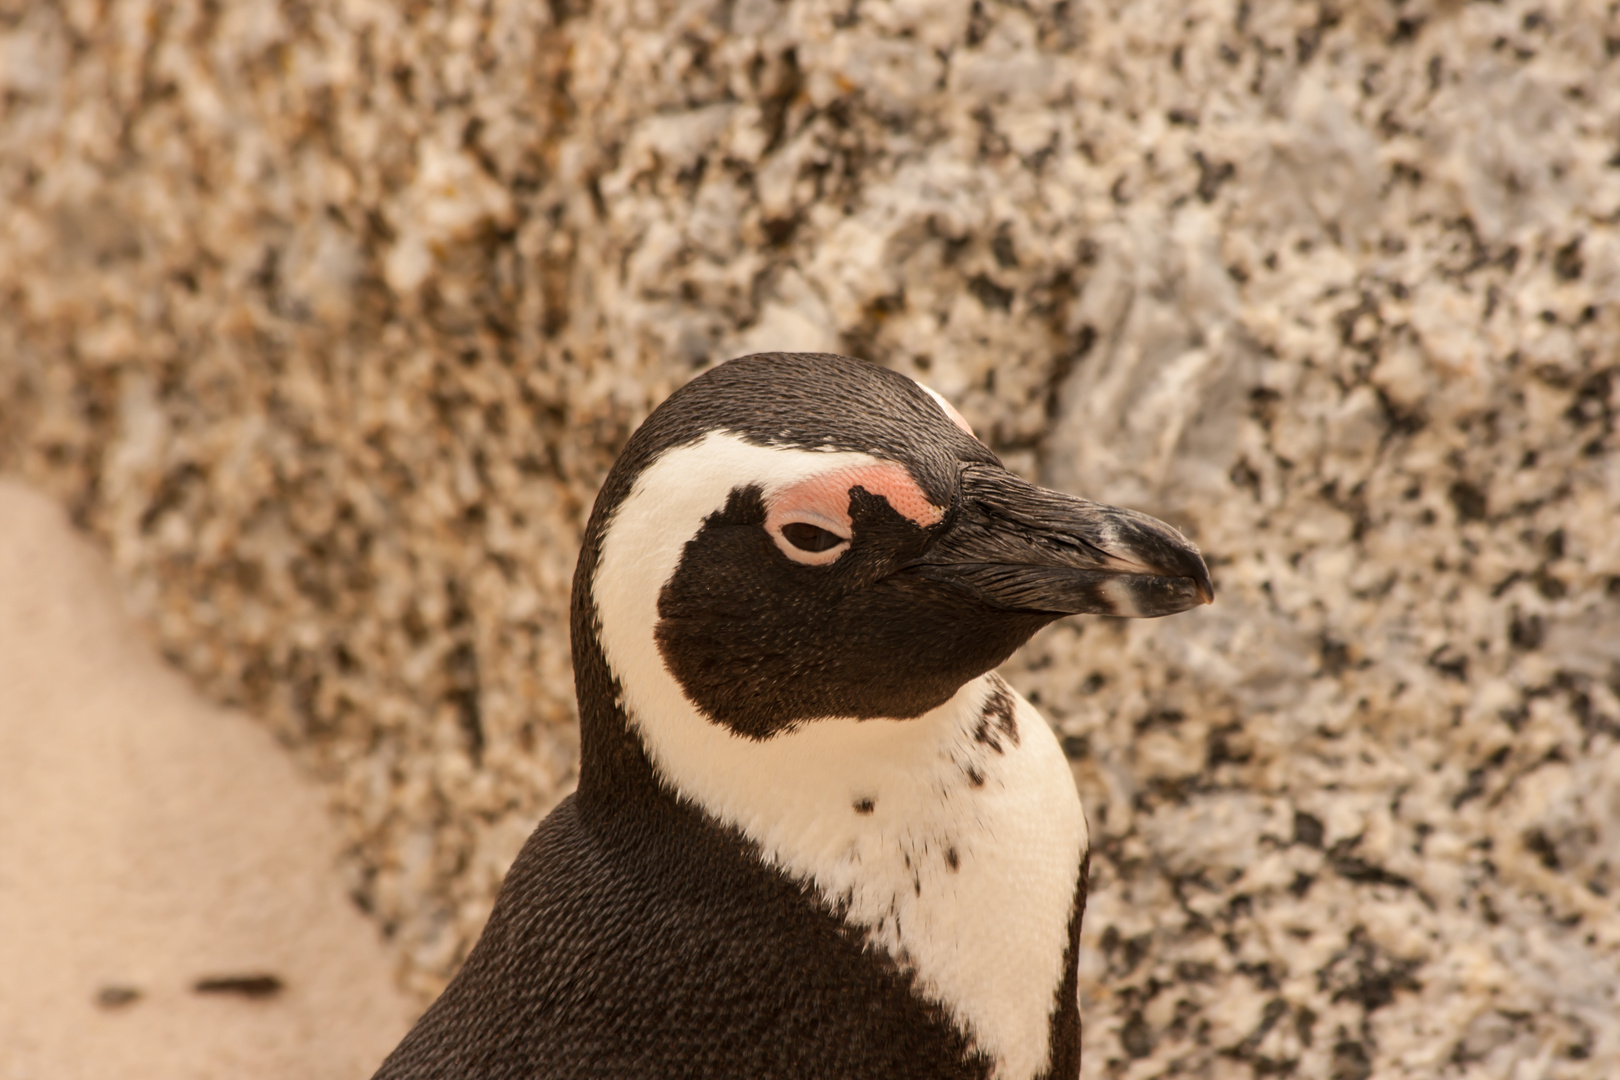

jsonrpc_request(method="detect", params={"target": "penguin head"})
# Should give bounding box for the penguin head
[576,353,1212,749]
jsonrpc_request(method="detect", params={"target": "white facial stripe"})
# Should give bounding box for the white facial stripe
[594,431,1088,1079]
[917,382,976,437]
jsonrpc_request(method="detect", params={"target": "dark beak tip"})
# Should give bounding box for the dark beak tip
[1193,562,1215,605]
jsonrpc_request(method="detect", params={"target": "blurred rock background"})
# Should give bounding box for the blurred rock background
[2,0,1618,1075]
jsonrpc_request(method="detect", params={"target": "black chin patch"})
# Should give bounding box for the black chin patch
[655,486,1049,740]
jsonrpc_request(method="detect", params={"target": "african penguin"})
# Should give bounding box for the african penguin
[372,352,1213,1080]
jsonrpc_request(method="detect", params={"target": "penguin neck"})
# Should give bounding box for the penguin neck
[579,597,1086,1080]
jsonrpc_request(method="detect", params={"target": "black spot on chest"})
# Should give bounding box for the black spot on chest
[971,678,1021,754]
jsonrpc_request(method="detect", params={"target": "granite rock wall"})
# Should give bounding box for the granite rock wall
[2,0,1618,1075]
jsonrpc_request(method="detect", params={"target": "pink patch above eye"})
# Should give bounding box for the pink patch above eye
[767,463,944,535]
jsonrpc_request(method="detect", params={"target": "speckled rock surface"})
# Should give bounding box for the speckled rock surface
[2,0,1618,1075]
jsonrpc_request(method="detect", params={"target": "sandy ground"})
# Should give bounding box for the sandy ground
[0,481,416,1079]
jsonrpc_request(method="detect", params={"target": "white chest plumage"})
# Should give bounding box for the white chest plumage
[594,432,1089,1080]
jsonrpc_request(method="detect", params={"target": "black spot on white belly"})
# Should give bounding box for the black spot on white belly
[973,678,1021,752]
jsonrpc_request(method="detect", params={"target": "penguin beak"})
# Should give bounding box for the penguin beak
[906,465,1214,618]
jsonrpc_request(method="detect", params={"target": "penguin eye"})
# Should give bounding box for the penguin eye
[781,521,845,553]
[764,485,855,566]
